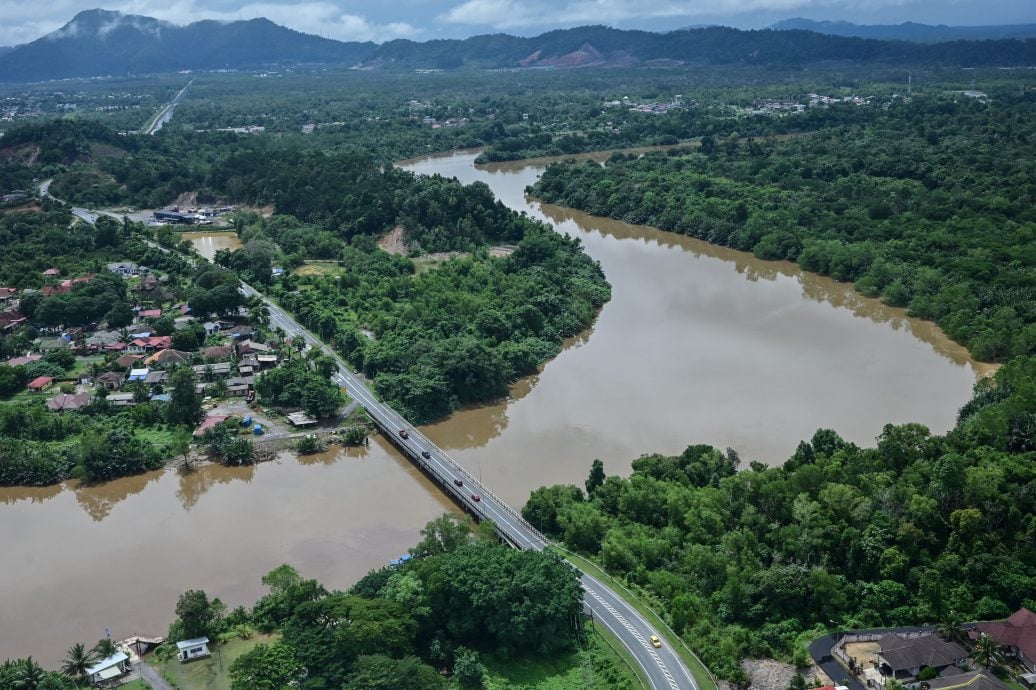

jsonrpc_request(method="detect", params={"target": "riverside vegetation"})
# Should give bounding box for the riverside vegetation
[532,91,1036,362]
[525,356,1036,684]
[0,515,641,690]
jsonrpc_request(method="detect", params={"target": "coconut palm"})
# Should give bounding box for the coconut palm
[92,638,117,659]
[11,657,46,690]
[938,615,967,644]
[971,633,1003,670]
[61,642,98,679]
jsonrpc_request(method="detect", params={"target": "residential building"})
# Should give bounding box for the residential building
[5,354,41,367]
[144,348,191,367]
[95,371,125,390]
[923,671,1010,690]
[85,651,129,685]
[877,634,968,682]
[176,637,211,662]
[27,376,54,392]
[973,608,1036,673]
[47,392,92,411]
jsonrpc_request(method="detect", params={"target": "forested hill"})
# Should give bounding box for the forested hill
[2,12,1036,82]
[0,9,374,82]
[769,18,1036,43]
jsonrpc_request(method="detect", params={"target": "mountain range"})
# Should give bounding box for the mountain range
[1,9,1035,83]
[770,18,1036,42]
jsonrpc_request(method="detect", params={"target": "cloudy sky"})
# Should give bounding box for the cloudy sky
[0,0,1033,46]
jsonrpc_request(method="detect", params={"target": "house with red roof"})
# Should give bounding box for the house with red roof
[973,608,1036,673]
[0,287,17,303]
[138,309,163,319]
[128,336,173,353]
[27,376,54,392]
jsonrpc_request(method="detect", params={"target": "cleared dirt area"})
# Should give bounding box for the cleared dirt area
[379,225,517,269]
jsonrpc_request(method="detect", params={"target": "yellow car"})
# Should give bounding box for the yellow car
[649,635,662,649]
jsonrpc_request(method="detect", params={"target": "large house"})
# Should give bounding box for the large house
[876,634,968,682]
[973,608,1036,673]
[128,336,172,353]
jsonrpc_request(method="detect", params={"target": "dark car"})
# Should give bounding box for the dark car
[421,450,431,459]
[454,478,464,487]
[471,493,481,502]
[398,429,408,439]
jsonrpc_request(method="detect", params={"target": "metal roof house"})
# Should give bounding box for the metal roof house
[176,637,210,663]
[85,651,129,685]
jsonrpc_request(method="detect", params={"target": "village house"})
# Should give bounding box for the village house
[923,671,1011,690]
[225,376,254,397]
[47,392,92,411]
[41,268,60,277]
[144,348,191,367]
[106,392,136,407]
[202,344,233,361]
[0,287,17,304]
[5,354,41,367]
[26,376,54,392]
[107,262,149,277]
[144,370,168,387]
[115,353,145,369]
[127,368,150,383]
[85,651,129,685]
[176,637,211,662]
[84,330,123,351]
[0,310,27,332]
[128,335,172,353]
[227,324,254,340]
[876,633,968,683]
[192,362,232,381]
[236,339,271,356]
[973,608,1036,673]
[95,371,125,390]
[137,308,163,320]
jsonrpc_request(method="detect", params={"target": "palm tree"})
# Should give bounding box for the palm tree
[937,615,967,644]
[93,638,117,659]
[971,633,1003,670]
[61,642,98,679]
[12,657,46,690]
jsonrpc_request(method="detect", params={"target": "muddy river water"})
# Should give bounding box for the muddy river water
[1,150,986,664]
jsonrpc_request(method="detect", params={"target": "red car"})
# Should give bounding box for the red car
[398,429,409,439]
[454,478,464,487]
[471,493,481,502]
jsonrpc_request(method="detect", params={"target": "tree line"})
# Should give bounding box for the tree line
[524,355,1036,683]
[532,92,1036,361]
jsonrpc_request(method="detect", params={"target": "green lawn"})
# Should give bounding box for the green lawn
[119,680,151,690]
[552,547,718,690]
[73,355,105,374]
[134,428,178,448]
[478,622,645,689]
[150,635,279,690]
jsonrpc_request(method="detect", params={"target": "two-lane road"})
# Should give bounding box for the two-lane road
[245,283,701,690]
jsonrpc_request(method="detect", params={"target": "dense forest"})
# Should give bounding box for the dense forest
[533,92,1036,361]
[0,515,639,690]
[524,355,1036,683]
[270,227,609,423]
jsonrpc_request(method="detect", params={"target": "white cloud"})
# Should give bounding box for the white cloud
[0,0,420,46]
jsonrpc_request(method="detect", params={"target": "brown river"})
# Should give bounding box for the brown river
[1,150,987,665]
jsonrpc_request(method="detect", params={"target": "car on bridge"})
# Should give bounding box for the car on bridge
[649,635,662,648]
[471,493,481,502]
[421,450,431,459]
[454,478,464,487]
[398,429,409,439]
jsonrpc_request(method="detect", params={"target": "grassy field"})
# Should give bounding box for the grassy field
[150,634,279,690]
[553,547,718,690]
[479,621,645,690]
